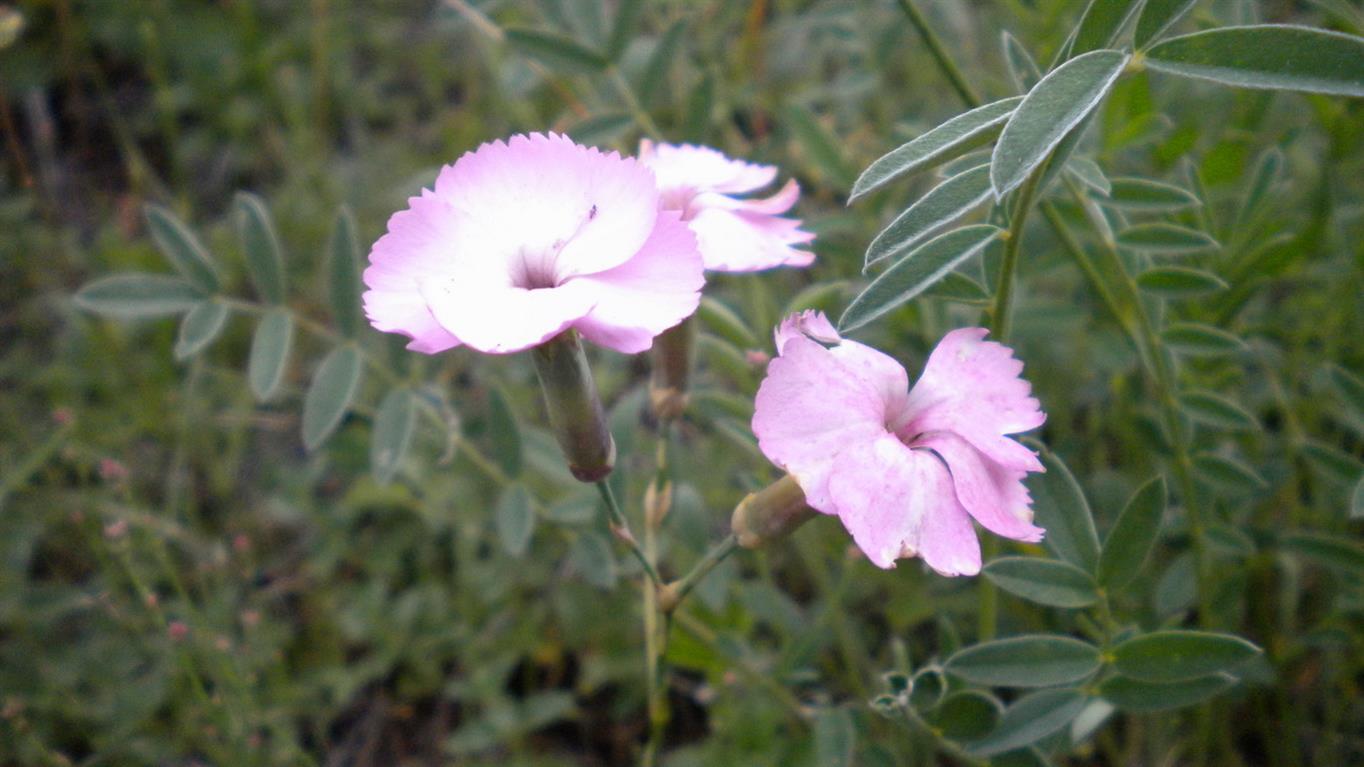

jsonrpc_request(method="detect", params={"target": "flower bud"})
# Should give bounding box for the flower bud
[530,330,616,483]
[644,479,672,528]
[649,317,696,422]
[731,474,817,549]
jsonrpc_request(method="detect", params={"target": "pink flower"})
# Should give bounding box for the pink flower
[364,133,705,355]
[638,140,815,272]
[752,311,1046,575]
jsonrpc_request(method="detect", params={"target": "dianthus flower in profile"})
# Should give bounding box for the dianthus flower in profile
[363,132,705,355]
[637,140,814,272]
[752,312,1046,575]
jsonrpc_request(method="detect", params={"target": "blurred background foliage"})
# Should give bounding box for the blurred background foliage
[1,0,1362,765]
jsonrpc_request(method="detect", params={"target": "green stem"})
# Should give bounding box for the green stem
[895,0,982,109]
[595,480,662,587]
[660,534,740,613]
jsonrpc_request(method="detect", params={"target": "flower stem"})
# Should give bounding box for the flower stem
[659,533,740,614]
[595,479,662,588]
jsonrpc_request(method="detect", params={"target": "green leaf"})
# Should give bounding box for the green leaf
[839,225,1000,333]
[1002,31,1042,92]
[173,300,229,361]
[639,19,685,106]
[813,707,856,767]
[1154,553,1197,615]
[1353,474,1364,520]
[1145,25,1364,97]
[1100,674,1236,712]
[1299,440,1364,484]
[248,309,293,402]
[865,164,993,270]
[234,192,286,303]
[968,689,1088,757]
[1235,147,1284,229]
[606,0,642,61]
[930,691,1001,740]
[74,273,201,319]
[1193,452,1268,493]
[849,96,1022,201]
[1162,322,1248,357]
[1100,177,1202,211]
[946,635,1102,687]
[684,72,715,142]
[495,484,536,557]
[1181,390,1258,431]
[1072,0,1144,56]
[698,297,758,348]
[1135,0,1200,49]
[504,26,608,74]
[1117,223,1219,254]
[1098,476,1167,589]
[1027,448,1101,573]
[1281,532,1364,576]
[143,203,220,293]
[1066,156,1111,195]
[329,207,364,338]
[1327,364,1364,420]
[570,531,617,589]
[922,270,991,303]
[302,345,363,451]
[983,557,1100,608]
[1111,631,1262,683]
[1137,266,1228,297]
[991,49,1129,197]
[486,386,523,478]
[371,388,416,485]
[783,104,855,190]
[566,112,634,145]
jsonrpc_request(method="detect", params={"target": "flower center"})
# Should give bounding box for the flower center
[510,203,599,291]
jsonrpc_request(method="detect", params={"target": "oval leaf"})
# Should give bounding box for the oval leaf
[1002,31,1042,92]
[235,192,287,304]
[849,96,1022,201]
[1100,673,1236,712]
[371,388,417,484]
[1097,476,1167,589]
[495,484,536,557]
[813,707,856,767]
[1137,266,1228,297]
[839,225,1000,333]
[931,691,1002,740]
[968,689,1088,757]
[144,203,219,293]
[865,164,993,269]
[248,309,294,402]
[1181,390,1258,431]
[1072,0,1144,56]
[983,556,1100,608]
[946,635,1101,687]
[1135,0,1200,49]
[329,207,363,338]
[173,300,229,361]
[1146,25,1364,97]
[302,345,363,451]
[1281,532,1364,576]
[1026,448,1101,573]
[1193,452,1268,494]
[486,386,524,479]
[1100,177,1201,211]
[74,273,201,319]
[504,26,608,74]
[1117,223,1219,254]
[1111,630,1262,683]
[991,49,1129,197]
[1162,322,1247,357]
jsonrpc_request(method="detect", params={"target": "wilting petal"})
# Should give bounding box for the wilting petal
[688,206,816,272]
[571,211,705,354]
[899,327,1045,472]
[913,431,1044,542]
[753,336,889,509]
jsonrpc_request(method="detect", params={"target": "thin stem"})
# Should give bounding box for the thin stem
[609,66,664,141]
[595,480,662,587]
[660,534,740,613]
[895,0,982,109]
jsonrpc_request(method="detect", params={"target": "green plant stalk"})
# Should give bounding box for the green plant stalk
[660,533,739,613]
[895,0,982,108]
[641,421,673,767]
[595,480,662,587]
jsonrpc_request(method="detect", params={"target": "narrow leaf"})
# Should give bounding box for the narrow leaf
[1281,532,1364,576]
[144,204,219,293]
[606,0,642,61]
[302,345,363,451]
[1193,452,1268,493]
[1002,31,1042,92]
[1100,674,1236,712]
[235,192,286,303]
[1111,631,1262,683]
[639,19,686,105]
[946,635,1102,687]
[969,689,1088,757]
[1117,222,1219,254]
[567,112,634,145]
[1353,474,1364,519]
[1235,147,1284,229]
[991,49,1129,197]
[329,207,363,338]
[1098,476,1167,589]
[371,388,417,484]
[173,300,229,361]
[1300,440,1364,484]
[865,164,993,269]
[1101,177,1201,211]
[487,386,523,478]
[1181,390,1258,431]
[1027,448,1101,573]
[983,557,1100,608]
[504,27,608,74]
[1162,322,1248,357]
[1327,364,1364,420]
[838,225,1000,333]
[813,707,856,767]
[783,104,855,190]
[1137,266,1228,297]
[1072,0,1144,56]
[248,309,293,402]
[1135,0,1200,49]
[922,270,991,303]
[74,274,201,319]
[698,296,758,348]
[849,96,1022,201]
[1067,156,1112,195]
[1145,25,1364,97]
[495,484,536,557]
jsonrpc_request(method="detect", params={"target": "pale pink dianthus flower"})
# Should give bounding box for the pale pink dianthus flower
[363,133,705,355]
[752,311,1047,576]
[638,140,814,272]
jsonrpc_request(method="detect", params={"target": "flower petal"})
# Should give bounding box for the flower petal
[900,327,1045,472]
[688,206,816,272]
[913,431,1044,543]
[570,211,705,354]
[774,309,841,351]
[753,336,889,510]
[639,140,778,195]
[419,278,597,355]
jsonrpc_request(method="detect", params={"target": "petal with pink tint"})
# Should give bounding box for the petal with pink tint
[774,309,840,352]
[913,431,1044,543]
[900,328,1046,472]
[570,211,705,354]
[638,141,778,195]
[418,278,597,355]
[753,336,889,510]
[688,206,816,272]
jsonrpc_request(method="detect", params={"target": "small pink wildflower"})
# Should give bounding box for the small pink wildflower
[364,133,705,355]
[638,140,814,272]
[752,311,1046,575]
